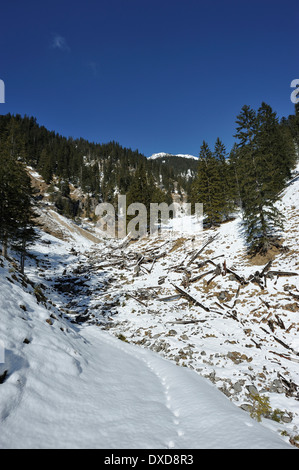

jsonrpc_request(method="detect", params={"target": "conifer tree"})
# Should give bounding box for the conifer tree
[213,137,233,220]
[234,103,293,254]
[227,143,242,207]
[191,141,223,227]
[0,149,21,256]
[38,148,53,184]
[0,148,38,268]
[13,170,39,273]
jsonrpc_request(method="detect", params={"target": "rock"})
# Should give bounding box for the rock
[180,334,189,341]
[233,381,243,393]
[269,379,284,394]
[240,403,253,413]
[0,370,8,384]
[227,351,252,364]
[282,414,293,423]
[217,291,230,301]
[133,265,140,277]
[220,385,231,397]
[167,329,177,336]
[246,384,259,396]
[75,313,90,323]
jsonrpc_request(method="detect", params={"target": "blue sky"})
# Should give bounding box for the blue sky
[0,0,298,157]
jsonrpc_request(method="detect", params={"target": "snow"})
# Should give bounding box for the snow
[1,167,299,449]
[148,153,198,161]
[0,260,291,448]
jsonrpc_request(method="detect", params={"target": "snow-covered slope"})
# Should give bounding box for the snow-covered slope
[1,166,299,449]
[149,152,198,161]
[0,252,292,449]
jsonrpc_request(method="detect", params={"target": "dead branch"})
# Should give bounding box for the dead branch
[266,270,298,278]
[171,283,210,312]
[259,297,271,309]
[187,233,218,266]
[277,373,299,397]
[189,269,215,284]
[272,336,299,356]
[288,291,299,301]
[158,294,182,302]
[226,267,248,285]
[269,351,299,364]
[126,293,148,307]
[167,319,207,325]
[275,314,285,329]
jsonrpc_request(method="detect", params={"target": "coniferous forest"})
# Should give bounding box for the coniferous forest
[0,102,298,270]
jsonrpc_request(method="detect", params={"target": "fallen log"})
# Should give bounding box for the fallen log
[226,267,248,285]
[288,291,299,301]
[260,260,273,277]
[259,297,271,309]
[248,273,265,290]
[167,319,207,325]
[126,293,148,307]
[275,314,285,330]
[187,233,218,266]
[189,269,215,284]
[268,319,275,332]
[251,339,262,349]
[266,270,298,278]
[196,255,224,270]
[171,283,210,312]
[269,351,299,364]
[273,335,291,350]
[277,373,299,397]
[158,294,182,302]
[207,264,222,285]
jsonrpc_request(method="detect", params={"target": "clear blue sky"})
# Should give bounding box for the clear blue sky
[0,0,298,157]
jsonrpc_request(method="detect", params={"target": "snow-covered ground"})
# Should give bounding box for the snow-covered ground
[0,254,292,449]
[1,166,299,449]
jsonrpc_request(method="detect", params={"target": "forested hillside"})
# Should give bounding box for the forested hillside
[0,113,184,207]
[0,102,298,270]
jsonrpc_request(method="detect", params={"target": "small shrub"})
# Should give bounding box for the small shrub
[271,408,284,423]
[117,334,128,343]
[34,285,47,304]
[249,393,272,422]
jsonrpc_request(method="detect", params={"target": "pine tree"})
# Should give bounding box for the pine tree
[0,148,38,266]
[213,137,233,220]
[127,162,152,208]
[228,143,242,208]
[191,141,223,227]
[0,149,20,256]
[234,103,293,255]
[38,148,53,184]
[12,170,39,273]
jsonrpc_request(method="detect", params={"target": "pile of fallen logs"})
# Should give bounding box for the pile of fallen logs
[94,232,299,321]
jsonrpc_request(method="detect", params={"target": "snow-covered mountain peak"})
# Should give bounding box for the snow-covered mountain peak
[149,152,198,161]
